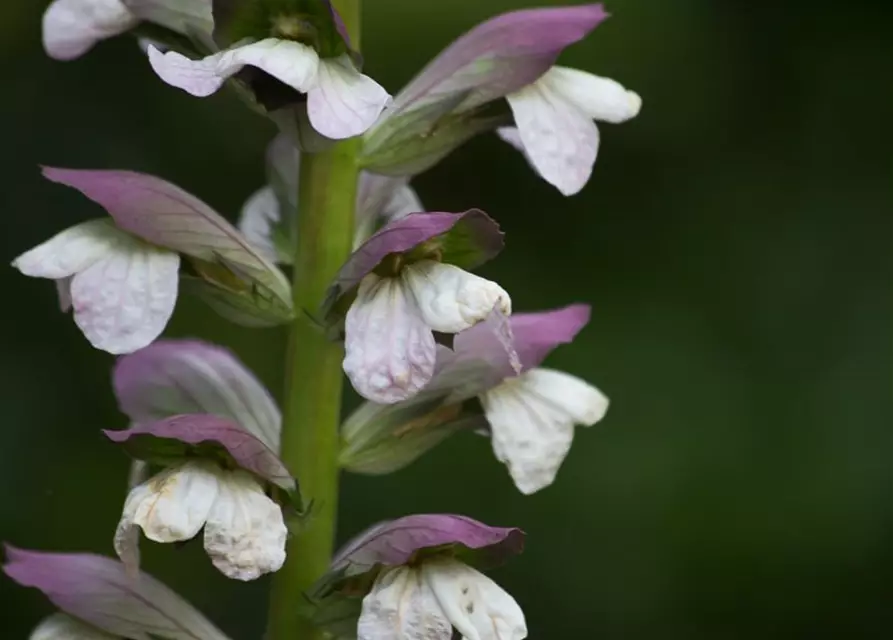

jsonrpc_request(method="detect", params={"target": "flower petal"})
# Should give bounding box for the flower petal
[69,241,180,354]
[308,55,391,139]
[202,469,287,580]
[422,559,527,640]
[147,46,226,97]
[343,273,436,404]
[505,79,599,196]
[4,547,231,640]
[113,339,282,452]
[402,261,511,334]
[126,461,219,545]
[237,186,281,263]
[543,66,642,123]
[358,566,452,640]
[31,612,116,640]
[42,0,137,61]
[12,219,122,280]
[481,368,609,494]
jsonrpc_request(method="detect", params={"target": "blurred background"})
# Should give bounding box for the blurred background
[1,0,890,637]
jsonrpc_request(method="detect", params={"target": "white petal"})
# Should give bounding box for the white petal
[12,219,123,280]
[113,479,150,574]
[543,66,642,124]
[422,559,527,640]
[202,469,287,581]
[30,613,115,640]
[402,261,511,334]
[69,240,180,354]
[238,185,281,262]
[495,127,525,153]
[481,368,609,494]
[308,55,391,139]
[505,81,599,196]
[358,566,452,640]
[343,273,436,404]
[125,461,219,545]
[42,0,137,61]
[384,183,424,221]
[148,38,319,98]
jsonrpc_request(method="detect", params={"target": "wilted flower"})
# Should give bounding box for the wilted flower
[361,3,640,195]
[324,211,511,404]
[312,514,527,640]
[237,135,423,264]
[106,414,297,581]
[342,304,608,494]
[12,167,293,353]
[3,546,231,640]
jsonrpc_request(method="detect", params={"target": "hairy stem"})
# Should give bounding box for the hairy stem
[266,3,360,638]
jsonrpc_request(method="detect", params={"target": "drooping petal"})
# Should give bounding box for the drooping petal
[202,469,287,581]
[4,547,231,640]
[69,240,180,354]
[343,273,436,404]
[332,514,524,576]
[357,566,452,640]
[30,613,115,640]
[12,219,123,280]
[543,66,642,123]
[113,339,281,452]
[401,261,511,334]
[120,461,219,550]
[148,39,319,98]
[42,0,138,61]
[422,559,527,640]
[505,80,600,196]
[481,368,609,494]
[308,55,391,139]
[237,186,281,263]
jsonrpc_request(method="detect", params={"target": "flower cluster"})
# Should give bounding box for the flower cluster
[8,1,641,638]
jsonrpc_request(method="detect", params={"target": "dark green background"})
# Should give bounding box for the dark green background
[1,0,890,637]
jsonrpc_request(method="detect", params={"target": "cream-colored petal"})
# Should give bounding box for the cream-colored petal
[402,261,511,334]
[343,273,437,404]
[358,566,452,640]
[308,55,391,139]
[69,240,180,354]
[422,559,527,640]
[481,367,608,494]
[202,469,287,581]
[42,0,137,61]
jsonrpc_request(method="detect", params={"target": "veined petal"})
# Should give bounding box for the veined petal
[358,566,452,640]
[42,0,137,61]
[69,240,180,354]
[481,368,609,494]
[308,55,391,139]
[148,39,319,98]
[505,80,599,196]
[343,273,436,404]
[402,261,511,334]
[237,185,281,263]
[126,461,219,545]
[202,469,287,581]
[30,613,115,640]
[12,219,123,280]
[544,66,642,123]
[422,559,526,640]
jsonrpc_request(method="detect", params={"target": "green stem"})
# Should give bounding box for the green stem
[266,4,361,638]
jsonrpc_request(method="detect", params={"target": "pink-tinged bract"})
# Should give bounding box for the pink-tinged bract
[3,546,229,640]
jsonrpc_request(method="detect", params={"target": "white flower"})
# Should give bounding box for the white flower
[238,186,282,263]
[114,459,287,581]
[480,367,609,494]
[358,558,527,640]
[30,613,115,640]
[344,260,511,404]
[42,0,138,61]
[498,66,642,196]
[148,41,390,139]
[12,219,180,354]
